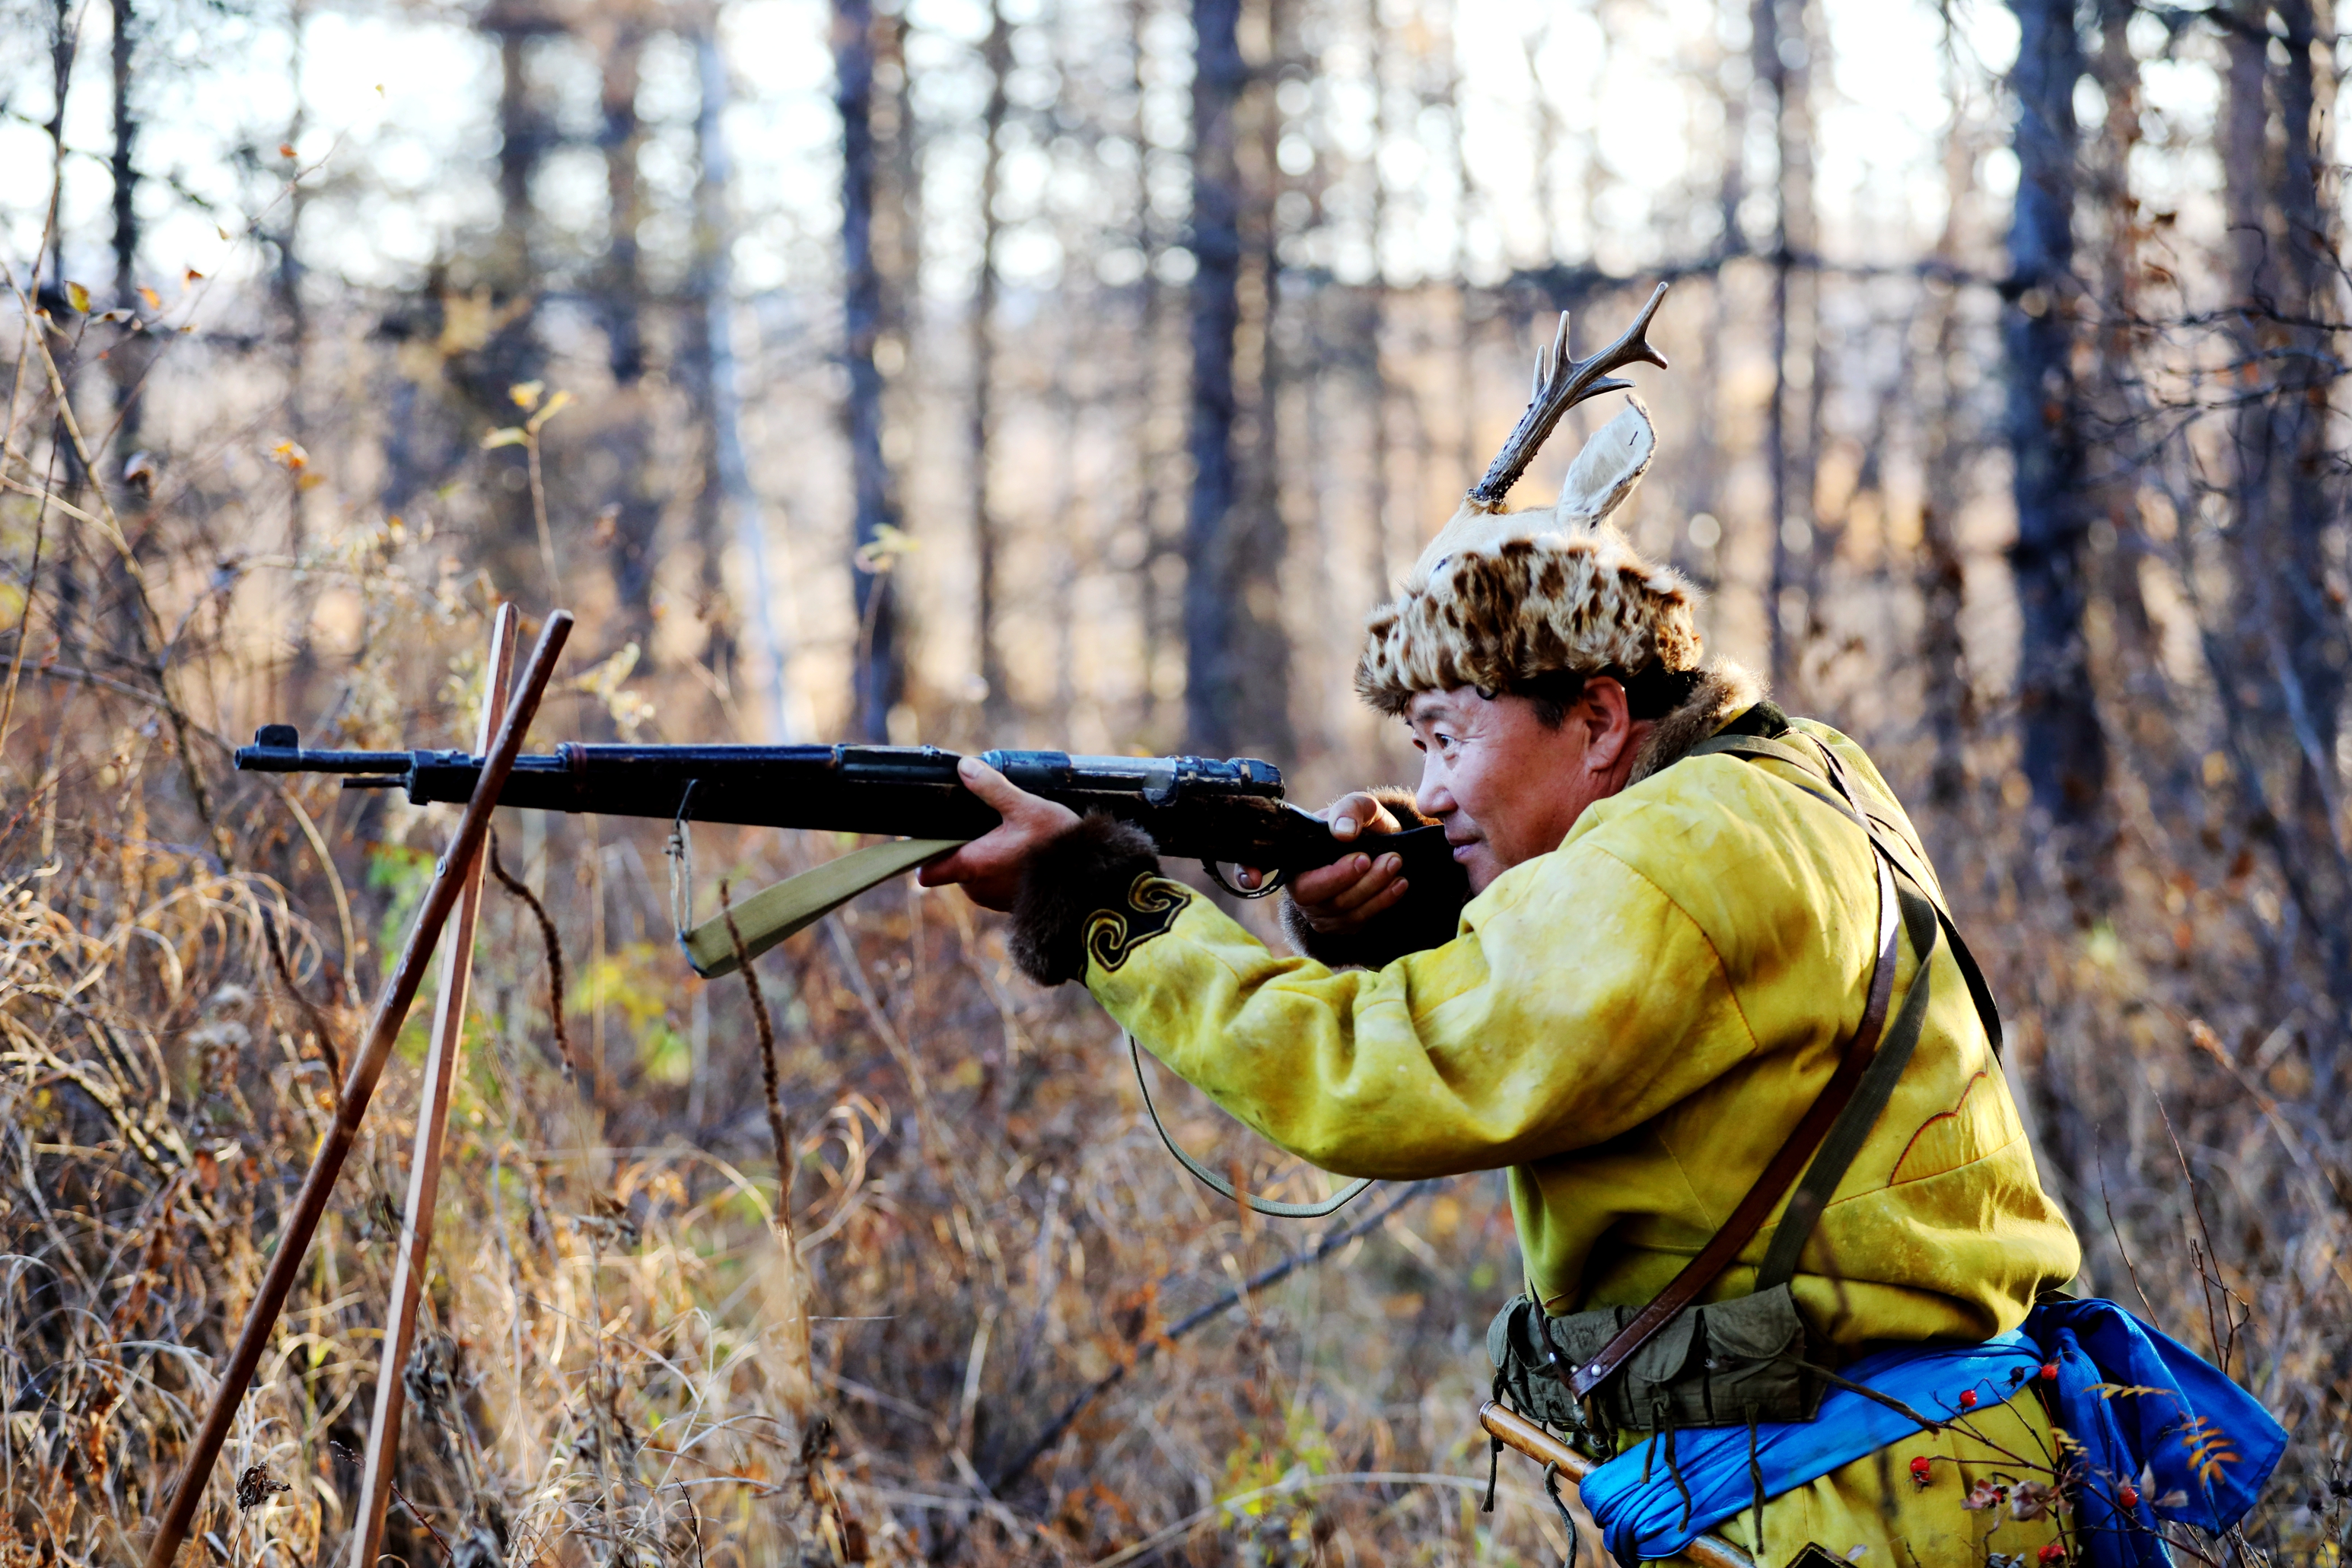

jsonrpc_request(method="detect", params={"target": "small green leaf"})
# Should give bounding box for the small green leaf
[481,426,527,450]
[65,281,90,313]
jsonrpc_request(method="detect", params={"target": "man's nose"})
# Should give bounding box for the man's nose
[1415,763,1452,821]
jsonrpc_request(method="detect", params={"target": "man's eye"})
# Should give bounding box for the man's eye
[1409,738,1426,753]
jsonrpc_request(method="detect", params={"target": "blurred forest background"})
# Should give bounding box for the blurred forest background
[5,0,2352,1560]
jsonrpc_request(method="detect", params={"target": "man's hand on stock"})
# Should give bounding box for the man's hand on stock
[1242,790,1412,937]
[917,756,1082,911]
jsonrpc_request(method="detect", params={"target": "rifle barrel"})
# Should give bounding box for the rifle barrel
[234,727,1470,943]
[231,730,1318,862]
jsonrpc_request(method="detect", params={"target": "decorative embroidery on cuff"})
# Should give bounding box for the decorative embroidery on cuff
[1084,875,1191,972]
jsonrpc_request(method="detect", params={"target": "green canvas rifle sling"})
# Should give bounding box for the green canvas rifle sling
[665,819,1373,1217]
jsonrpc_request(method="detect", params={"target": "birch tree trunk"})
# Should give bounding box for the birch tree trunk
[108,0,142,445]
[689,14,795,740]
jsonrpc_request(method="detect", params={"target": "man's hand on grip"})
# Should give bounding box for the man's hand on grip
[1244,790,1412,936]
[918,757,1082,911]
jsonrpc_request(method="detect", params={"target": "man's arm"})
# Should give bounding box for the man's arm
[926,769,1760,1180]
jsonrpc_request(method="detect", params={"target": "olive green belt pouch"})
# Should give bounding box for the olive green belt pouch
[1488,1287,1823,1433]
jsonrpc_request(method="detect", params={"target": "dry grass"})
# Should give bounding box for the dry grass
[2,290,2348,1568]
[0,564,1574,1567]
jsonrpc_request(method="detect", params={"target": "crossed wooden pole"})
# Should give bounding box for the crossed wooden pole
[145,607,571,1568]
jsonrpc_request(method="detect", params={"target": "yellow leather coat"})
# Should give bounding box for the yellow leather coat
[1076,717,2082,1563]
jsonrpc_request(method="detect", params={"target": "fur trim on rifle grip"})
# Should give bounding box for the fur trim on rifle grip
[1011,813,1163,986]
[1281,788,1455,970]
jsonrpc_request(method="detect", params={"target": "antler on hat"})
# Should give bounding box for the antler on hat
[1355,283,1702,716]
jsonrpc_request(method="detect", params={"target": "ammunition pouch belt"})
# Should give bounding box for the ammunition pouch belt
[1488,1287,1823,1438]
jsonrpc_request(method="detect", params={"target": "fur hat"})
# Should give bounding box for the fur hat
[1355,396,1703,715]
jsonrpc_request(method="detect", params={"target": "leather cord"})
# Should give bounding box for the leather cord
[1128,1033,1376,1219]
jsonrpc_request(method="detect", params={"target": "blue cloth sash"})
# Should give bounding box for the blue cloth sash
[1577,1299,2286,1568]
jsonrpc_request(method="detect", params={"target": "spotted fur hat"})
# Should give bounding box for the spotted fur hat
[1354,288,1701,715]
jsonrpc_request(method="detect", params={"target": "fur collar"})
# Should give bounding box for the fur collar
[1628,657,1765,784]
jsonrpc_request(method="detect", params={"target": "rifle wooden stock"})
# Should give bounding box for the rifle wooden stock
[1478,1401,1756,1568]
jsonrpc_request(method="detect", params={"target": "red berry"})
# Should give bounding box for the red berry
[1959,1388,1978,1409]
[2042,1363,2061,1382]
[2117,1484,2141,1509]
[2038,1545,2067,1564]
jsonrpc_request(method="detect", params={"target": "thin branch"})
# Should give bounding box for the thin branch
[986,1177,1443,1493]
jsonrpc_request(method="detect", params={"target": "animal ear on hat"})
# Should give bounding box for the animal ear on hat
[1552,396,1655,531]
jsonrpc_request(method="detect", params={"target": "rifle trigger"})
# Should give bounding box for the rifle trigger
[1202,861,1285,900]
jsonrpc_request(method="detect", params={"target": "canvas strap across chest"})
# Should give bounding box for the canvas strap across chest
[1490,715,1999,1436]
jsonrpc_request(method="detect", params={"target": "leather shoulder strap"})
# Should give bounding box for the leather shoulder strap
[1569,726,1943,1401]
[1691,727,2003,1057]
[1754,881,1940,1288]
[1570,847,1902,1400]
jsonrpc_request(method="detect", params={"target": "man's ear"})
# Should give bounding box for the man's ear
[1578,677,1635,767]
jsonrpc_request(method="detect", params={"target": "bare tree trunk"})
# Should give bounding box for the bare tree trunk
[482,2,552,580]
[683,151,731,684]
[1125,0,1181,746]
[45,0,87,665]
[835,0,905,740]
[2219,0,2352,1037]
[1792,2,1828,657]
[108,0,142,445]
[1183,0,1291,759]
[2003,0,2106,855]
[1364,0,1393,594]
[600,21,646,389]
[273,0,309,566]
[46,0,73,290]
[1753,0,1792,692]
[598,21,664,641]
[971,0,1011,730]
[2083,0,2189,816]
[690,14,794,740]
[2269,0,2344,829]
[1918,40,1976,812]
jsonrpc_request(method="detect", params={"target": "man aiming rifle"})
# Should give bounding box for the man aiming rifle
[918,288,2281,1568]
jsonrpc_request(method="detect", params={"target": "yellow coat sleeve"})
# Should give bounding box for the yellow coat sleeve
[1082,838,1762,1181]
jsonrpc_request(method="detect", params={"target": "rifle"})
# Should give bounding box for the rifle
[234,724,1469,975]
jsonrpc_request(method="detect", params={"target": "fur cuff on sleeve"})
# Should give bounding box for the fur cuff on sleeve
[1009,814,1164,986]
[1280,787,1459,970]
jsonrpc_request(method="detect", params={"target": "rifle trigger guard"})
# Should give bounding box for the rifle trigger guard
[1202,860,1285,900]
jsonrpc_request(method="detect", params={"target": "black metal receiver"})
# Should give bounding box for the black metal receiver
[234,725,1468,946]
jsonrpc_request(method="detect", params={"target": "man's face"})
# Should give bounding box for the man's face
[1405,682,1650,893]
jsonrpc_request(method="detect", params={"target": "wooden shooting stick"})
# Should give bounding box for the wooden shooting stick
[144,609,573,1568]
[1478,1401,1756,1568]
[347,603,518,1568]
